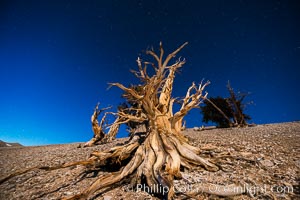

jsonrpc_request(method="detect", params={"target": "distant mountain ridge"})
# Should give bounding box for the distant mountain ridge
[0,140,23,147]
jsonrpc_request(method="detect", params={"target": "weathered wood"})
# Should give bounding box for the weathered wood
[69,42,219,199]
[3,42,250,200]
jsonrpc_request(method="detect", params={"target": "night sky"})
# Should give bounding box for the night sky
[0,0,299,146]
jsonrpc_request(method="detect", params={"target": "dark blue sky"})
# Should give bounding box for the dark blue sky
[0,0,299,146]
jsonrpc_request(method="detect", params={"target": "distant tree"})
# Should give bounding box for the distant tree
[201,81,251,128]
[201,97,234,127]
[226,81,251,127]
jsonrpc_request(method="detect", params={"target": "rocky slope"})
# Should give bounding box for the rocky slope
[0,122,299,200]
[0,140,23,148]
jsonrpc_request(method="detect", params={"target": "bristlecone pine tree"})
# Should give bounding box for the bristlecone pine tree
[201,81,251,128]
[201,96,234,128]
[67,42,220,199]
[1,42,246,199]
[226,81,251,127]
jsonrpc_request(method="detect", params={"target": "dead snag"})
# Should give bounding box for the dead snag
[226,81,250,127]
[84,103,112,147]
[64,42,220,199]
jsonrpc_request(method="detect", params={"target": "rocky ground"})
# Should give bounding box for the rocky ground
[0,122,299,200]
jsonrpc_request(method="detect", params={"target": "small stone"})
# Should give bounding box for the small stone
[193,127,200,131]
[64,192,73,196]
[260,159,274,167]
[103,196,112,200]
[240,152,252,157]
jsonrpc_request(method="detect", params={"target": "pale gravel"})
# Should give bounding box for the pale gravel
[0,122,299,200]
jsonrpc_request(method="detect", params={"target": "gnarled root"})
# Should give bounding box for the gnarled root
[64,130,219,200]
[0,123,241,200]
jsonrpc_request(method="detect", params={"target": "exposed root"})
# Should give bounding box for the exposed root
[63,145,144,200]
[63,131,219,200]
[1,131,224,200]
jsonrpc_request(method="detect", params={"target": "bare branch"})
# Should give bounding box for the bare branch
[172,81,210,125]
[162,42,188,69]
[159,41,164,67]
[109,83,144,100]
[146,49,160,63]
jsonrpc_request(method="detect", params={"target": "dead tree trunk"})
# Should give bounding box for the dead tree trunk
[62,42,220,199]
[84,104,112,147]
[102,116,121,143]
[84,106,130,147]
[226,81,247,127]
